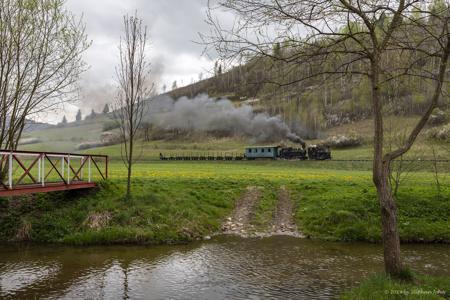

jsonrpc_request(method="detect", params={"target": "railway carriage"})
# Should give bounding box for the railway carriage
[244,146,279,159]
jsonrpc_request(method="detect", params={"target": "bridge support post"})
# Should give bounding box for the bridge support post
[8,152,12,189]
[67,154,70,185]
[80,157,83,180]
[38,156,41,183]
[41,156,45,187]
[88,156,91,183]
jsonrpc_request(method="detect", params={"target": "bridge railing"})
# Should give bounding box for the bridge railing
[0,150,108,191]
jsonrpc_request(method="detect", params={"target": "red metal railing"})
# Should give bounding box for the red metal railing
[0,150,108,196]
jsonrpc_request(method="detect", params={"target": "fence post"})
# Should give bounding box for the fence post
[42,156,45,187]
[67,154,70,184]
[80,157,83,180]
[88,156,91,183]
[38,155,41,183]
[61,157,64,178]
[105,156,108,180]
[8,152,12,189]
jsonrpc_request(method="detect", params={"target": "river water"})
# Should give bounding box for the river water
[0,236,449,299]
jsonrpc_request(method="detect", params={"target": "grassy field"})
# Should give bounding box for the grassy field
[0,161,448,245]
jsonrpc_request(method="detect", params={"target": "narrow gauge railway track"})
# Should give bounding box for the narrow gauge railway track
[159,153,449,163]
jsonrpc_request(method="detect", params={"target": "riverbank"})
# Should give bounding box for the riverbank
[341,273,450,299]
[0,162,448,245]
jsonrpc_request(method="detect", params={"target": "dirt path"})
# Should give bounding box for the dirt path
[270,186,303,237]
[221,186,261,236]
[220,185,304,238]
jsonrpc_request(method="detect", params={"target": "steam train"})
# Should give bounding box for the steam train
[244,145,331,160]
[159,145,331,161]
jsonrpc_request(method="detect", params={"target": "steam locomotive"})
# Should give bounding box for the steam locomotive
[244,145,331,160]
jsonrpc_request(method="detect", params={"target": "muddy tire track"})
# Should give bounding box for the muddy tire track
[270,186,303,237]
[221,186,261,236]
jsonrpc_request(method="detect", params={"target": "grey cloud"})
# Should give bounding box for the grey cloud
[65,0,225,112]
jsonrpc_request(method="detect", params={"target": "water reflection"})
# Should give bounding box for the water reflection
[0,236,449,299]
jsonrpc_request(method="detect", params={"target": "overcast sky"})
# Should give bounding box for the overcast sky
[61,0,221,121]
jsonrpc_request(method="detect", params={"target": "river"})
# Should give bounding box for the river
[0,236,449,299]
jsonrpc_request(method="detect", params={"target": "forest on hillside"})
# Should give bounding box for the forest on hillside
[171,1,450,138]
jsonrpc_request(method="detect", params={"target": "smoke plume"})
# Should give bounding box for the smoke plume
[146,94,305,145]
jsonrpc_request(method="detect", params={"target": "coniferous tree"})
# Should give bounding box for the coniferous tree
[102,103,110,114]
[75,109,82,122]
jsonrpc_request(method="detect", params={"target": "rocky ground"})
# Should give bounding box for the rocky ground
[270,186,303,237]
[220,185,303,238]
[221,186,261,237]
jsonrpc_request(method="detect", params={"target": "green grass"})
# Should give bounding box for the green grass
[341,273,450,299]
[0,161,448,245]
[287,172,450,242]
[251,183,278,231]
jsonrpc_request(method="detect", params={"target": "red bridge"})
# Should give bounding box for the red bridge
[0,150,108,197]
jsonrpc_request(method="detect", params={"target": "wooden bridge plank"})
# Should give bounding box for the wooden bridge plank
[0,182,97,197]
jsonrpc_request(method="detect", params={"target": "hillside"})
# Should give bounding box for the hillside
[19,114,110,153]
[169,52,450,139]
[19,66,449,159]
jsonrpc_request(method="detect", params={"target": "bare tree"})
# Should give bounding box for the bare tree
[114,13,153,199]
[202,0,450,276]
[0,0,89,151]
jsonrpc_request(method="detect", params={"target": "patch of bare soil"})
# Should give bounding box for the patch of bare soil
[83,212,111,230]
[221,186,261,236]
[14,220,32,241]
[270,186,303,237]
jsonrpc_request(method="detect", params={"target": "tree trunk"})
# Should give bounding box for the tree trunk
[126,137,133,199]
[371,57,402,276]
[375,163,402,275]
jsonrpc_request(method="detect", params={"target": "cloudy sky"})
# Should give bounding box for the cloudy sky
[62,0,222,121]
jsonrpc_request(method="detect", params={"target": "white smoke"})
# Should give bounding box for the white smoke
[145,94,305,144]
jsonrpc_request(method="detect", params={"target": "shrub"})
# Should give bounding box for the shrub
[77,132,123,150]
[18,137,42,145]
[77,141,105,150]
[425,123,450,141]
[102,121,119,132]
[428,109,448,126]
[323,134,363,148]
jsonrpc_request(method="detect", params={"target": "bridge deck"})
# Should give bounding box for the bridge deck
[0,182,97,197]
